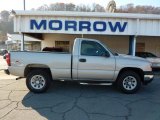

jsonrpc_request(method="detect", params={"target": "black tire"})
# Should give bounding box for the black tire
[117,71,142,94]
[26,70,51,93]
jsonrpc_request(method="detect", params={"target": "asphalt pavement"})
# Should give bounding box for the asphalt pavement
[0,56,160,120]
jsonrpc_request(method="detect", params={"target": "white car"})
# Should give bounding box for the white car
[136,52,160,71]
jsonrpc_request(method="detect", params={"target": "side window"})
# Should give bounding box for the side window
[81,41,110,57]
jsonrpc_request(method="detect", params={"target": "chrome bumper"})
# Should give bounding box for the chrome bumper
[143,71,154,85]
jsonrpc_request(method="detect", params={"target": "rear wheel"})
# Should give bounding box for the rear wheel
[26,70,51,93]
[117,71,142,94]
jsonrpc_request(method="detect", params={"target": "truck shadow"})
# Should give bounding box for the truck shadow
[21,80,159,120]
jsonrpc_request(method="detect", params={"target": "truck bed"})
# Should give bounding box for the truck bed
[9,51,72,79]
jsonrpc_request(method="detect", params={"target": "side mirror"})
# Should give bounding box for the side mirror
[102,52,110,57]
[114,53,119,56]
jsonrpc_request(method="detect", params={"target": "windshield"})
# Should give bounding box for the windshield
[99,41,118,56]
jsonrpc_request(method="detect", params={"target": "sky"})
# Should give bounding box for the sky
[0,0,160,11]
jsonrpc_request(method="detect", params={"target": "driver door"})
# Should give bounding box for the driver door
[77,40,115,81]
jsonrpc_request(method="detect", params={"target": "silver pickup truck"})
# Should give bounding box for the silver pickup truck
[5,38,154,94]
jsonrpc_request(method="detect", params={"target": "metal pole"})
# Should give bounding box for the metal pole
[129,36,136,56]
[21,0,25,51]
[133,36,136,56]
[21,33,24,51]
[24,0,26,10]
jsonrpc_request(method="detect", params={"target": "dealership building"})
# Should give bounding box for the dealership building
[12,10,160,56]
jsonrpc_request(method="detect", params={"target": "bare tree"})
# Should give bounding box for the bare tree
[116,4,160,14]
[92,3,105,12]
[75,4,91,12]
[65,3,76,11]
[49,3,66,11]
[37,4,49,11]
[1,10,10,22]
[37,2,106,12]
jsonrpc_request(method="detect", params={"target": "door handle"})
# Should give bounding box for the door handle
[79,58,86,62]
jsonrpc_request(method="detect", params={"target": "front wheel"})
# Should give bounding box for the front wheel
[26,70,51,93]
[117,71,142,94]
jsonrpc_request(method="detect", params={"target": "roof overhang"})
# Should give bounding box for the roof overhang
[12,10,160,20]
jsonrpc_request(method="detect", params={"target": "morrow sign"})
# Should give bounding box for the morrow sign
[30,19,128,33]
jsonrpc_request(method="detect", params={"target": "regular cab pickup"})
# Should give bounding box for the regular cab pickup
[5,38,154,94]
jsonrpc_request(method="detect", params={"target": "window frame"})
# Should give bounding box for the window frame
[80,40,110,57]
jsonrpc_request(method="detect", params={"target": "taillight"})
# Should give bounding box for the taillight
[6,53,11,66]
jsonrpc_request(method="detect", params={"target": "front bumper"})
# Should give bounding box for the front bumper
[143,71,154,85]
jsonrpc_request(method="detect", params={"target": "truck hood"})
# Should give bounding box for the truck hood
[146,57,160,63]
[115,54,152,71]
[118,54,148,62]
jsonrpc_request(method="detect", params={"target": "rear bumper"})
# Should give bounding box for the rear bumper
[143,71,154,85]
[8,66,24,77]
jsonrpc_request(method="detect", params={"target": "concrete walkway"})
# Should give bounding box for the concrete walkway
[0,56,7,70]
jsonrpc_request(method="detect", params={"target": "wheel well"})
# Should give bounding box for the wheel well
[117,68,144,82]
[24,64,52,79]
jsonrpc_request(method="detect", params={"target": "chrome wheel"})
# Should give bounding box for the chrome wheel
[122,76,137,91]
[30,75,46,90]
